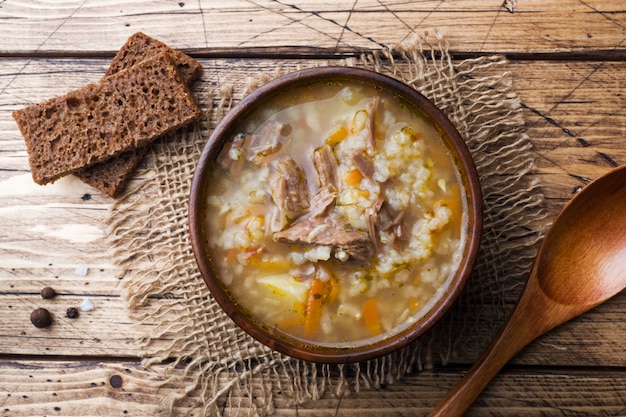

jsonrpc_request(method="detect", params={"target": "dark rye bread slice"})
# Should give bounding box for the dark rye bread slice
[76,32,203,197]
[13,52,203,185]
[104,32,202,83]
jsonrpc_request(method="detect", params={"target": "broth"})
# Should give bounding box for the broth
[205,80,467,346]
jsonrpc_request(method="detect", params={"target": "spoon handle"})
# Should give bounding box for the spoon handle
[428,276,564,417]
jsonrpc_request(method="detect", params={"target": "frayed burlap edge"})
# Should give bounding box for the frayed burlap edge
[106,33,547,416]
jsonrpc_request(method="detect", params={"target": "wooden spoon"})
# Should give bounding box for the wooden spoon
[429,164,626,417]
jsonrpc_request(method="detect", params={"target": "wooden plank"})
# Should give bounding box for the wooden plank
[512,59,626,218]
[1,290,624,364]
[1,0,625,56]
[454,293,626,367]
[0,295,145,356]
[2,57,626,364]
[1,359,626,416]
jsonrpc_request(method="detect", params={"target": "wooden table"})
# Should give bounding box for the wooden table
[2,1,626,416]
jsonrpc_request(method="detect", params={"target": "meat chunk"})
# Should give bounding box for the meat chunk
[308,186,337,218]
[218,132,248,175]
[366,198,385,253]
[274,215,373,267]
[313,145,338,189]
[351,151,375,179]
[365,96,379,150]
[270,157,309,218]
[248,121,291,164]
[366,199,408,253]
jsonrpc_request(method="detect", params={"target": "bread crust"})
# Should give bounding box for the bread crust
[13,52,203,185]
[75,32,203,197]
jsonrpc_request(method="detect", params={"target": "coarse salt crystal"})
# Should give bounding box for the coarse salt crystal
[74,265,89,276]
[80,298,95,312]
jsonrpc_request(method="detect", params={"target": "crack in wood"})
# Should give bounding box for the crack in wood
[480,4,502,52]
[523,103,620,168]
[399,0,446,45]
[336,0,358,50]
[375,0,414,34]
[522,103,580,139]
[568,173,592,185]
[597,152,619,167]
[241,0,342,46]
[197,0,209,49]
[578,0,626,31]
[268,0,388,49]
[0,0,92,97]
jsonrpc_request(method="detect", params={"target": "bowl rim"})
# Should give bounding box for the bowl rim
[189,66,483,364]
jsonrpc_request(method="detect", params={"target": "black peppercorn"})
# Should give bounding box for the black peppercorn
[66,307,79,319]
[40,287,57,299]
[109,374,123,388]
[30,308,52,328]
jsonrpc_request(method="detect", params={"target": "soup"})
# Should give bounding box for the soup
[204,79,467,346]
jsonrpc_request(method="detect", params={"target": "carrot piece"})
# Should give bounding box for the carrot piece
[362,299,382,336]
[344,168,363,186]
[326,126,348,145]
[226,248,239,262]
[304,278,324,337]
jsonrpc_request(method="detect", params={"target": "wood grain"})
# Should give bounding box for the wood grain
[2,2,626,414]
[0,1,625,56]
[1,359,626,417]
[2,57,626,363]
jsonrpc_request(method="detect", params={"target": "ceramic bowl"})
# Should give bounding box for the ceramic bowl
[189,67,482,363]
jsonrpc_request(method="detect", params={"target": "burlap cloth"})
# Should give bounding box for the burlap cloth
[106,34,546,416]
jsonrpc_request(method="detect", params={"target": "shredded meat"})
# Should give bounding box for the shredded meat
[218,132,248,175]
[366,96,379,150]
[352,152,375,179]
[308,185,337,218]
[274,215,373,267]
[366,198,385,253]
[270,157,309,218]
[248,121,291,164]
[313,145,338,188]
[366,199,409,253]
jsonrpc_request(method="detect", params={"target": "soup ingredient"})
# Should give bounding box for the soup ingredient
[248,122,290,163]
[308,186,337,218]
[313,145,339,188]
[270,157,310,219]
[66,307,79,319]
[30,308,52,328]
[40,286,57,299]
[74,265,89,276]
[109,374,124,389]
[362,299,382,336]
[80,298,95,312]
[304,278,325,337]
[274,214,373,267]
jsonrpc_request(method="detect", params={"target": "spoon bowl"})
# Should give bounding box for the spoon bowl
[429,164,626,417]
[537,168,626,305]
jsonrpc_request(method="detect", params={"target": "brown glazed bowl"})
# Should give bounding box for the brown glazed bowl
[189,67,482,363]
